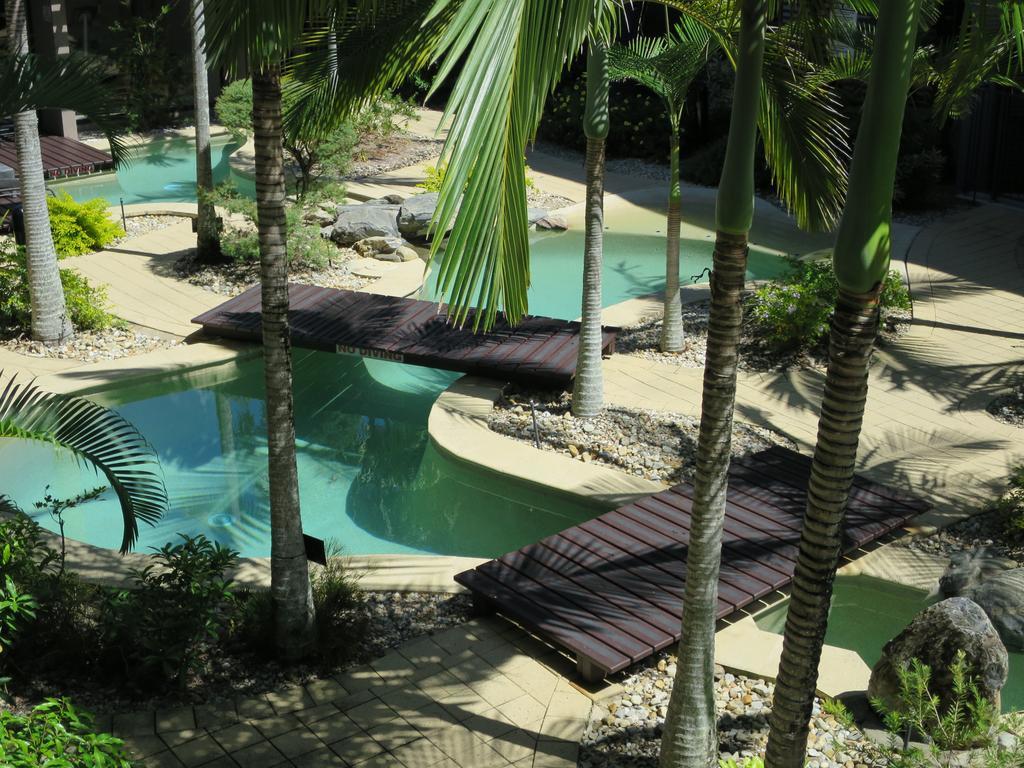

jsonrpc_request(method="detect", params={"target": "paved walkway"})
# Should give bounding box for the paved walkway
[105,619,591,768]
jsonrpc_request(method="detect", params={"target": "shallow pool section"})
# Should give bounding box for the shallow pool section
[424,227,789,321]
[0,352,603,558]
[49,135,253,206]
[754,575,1024,713]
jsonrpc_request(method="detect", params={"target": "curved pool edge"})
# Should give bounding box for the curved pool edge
[426,375,665,508]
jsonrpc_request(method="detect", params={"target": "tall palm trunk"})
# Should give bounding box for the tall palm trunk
[660,121,684,352]
[251,66,316,660]
[6,0,72,344]
[190,0,220,262]
[660,2,767,767]
[572,39,609,419]
[765,2,921,766]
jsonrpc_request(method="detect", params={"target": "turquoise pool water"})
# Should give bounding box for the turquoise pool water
[755,575,1024,713]
[49,135,254,206]
[424,228,790,321]
[0,352,603,558]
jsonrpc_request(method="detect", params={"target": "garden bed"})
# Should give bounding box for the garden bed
[988,385,1024,428]
[175,250,372,296]
[1,327,178,362]
[487,386,795,484]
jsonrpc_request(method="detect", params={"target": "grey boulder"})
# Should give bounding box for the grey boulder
[330,204,401,246]
[868,597,1008,715]
[398,193,446,241]
[939,550,1024,652]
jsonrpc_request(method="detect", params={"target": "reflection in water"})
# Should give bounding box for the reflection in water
[1,352,601,558]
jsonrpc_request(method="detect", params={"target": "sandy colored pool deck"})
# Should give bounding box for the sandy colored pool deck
[3,116,1024,766]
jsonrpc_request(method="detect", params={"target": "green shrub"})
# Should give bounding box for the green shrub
[0,241,116,335]
[872,649,996,752]
[718,758,763,768]
[894,148,946,211]
[0,698,134,767]
[46,193,125,258]
[100,534,238,688]
[822,697,856,729]
[418,161,535,194]
[747,257,912,353]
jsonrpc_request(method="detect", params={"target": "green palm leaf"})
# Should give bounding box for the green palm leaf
[0,373,167,553]
[0,53,129,165]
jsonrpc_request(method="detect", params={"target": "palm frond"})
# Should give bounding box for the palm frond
[0,495,21,516]
[427,0,595,329]
[0,54,130,165]
[0,373,167,553]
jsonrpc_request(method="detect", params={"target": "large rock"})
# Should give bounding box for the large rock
[330,204,401,245]
[534,213,569,231]
[868,597,1009,715]
[398,193,444,241]
[939,551,1024,652]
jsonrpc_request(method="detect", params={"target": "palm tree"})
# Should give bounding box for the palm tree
[0,372,167,553]
[3,0,128,346]
[189,0,220,262]
[571,36,609,419]
[765,2,1024,765]
[607,24,716,353]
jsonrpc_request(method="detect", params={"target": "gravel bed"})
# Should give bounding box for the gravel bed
[618,302,912,373]
[113,214,191,244]
[528,188,575,211]
[345,135,444,179]
[899,500,1024,566]
[1,328,178,362]
[487,387,795,484]
[176,251,372,296]
[581,654,885,768]
[987,384,1024,427]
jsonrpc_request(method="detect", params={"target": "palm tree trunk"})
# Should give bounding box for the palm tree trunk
[190,0,220,262]
[765,1,920,765]
[572,38,609,419]
[251,66,316,660]
[661,124,684,353]
[660,2,767,767]
[6,0,72,344]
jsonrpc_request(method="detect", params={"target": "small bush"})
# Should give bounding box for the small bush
[718,758,764,768]
[418,161,535,194]
[872,649,996,751]
[46,193,124,258]
[747,257,911,353]
[0,242,116,334]
[100,534,238,688]
[822,697,857,729]
[0,698,134,767]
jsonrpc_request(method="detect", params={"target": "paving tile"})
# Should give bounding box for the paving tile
[536,715,587,741]
[170,733,228,768]
[192,758,235,768]
[289,745,348,767]
[142,750,185,768]
[161,729,206,749]
[398,636,447,666]
[461,708,516,743]
[251,714,303,739]
[120,734,167,760]
[437,686,493,722]
[366,716,422,751]
[334,668,385,694]
[211,723,264,752]
[494,694,547,730]
[467,675,526,708]
[112,710,155,737]
[486,728,537,763]
[345,699,399,729]
[533,737,579,768]
[425,725,487,765]
[235,695,275,721]
[228,740,287,768]
[332,688,377,712]
[265,684,315,714]
[269,726,325,759]
[441,735,509,768]
[377,686,436,714]
[308,711,361,744]
[305,678,348,706]
[156,707,197,734]
[415,670,466,700]
[295,703,340,726]
[194,704,240,731]
[391,736,450,768]
[327,728,386,764]
[407,703,459,737]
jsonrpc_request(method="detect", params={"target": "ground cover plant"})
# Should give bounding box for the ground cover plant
[0,698,133,768]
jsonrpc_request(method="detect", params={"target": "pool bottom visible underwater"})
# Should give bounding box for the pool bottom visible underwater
[0,352,604,559]
[754,575,1024,713]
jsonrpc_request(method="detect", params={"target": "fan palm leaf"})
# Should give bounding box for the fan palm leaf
[0,373,167,553]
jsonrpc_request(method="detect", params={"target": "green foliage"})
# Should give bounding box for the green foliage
[822,697,856,730]
[747,257,912,353]
[418,161,535,194]
[718,758,764,768]
[871,650,997,752]
[894,149,947,211]
[100,535,238,688]
[46,193,125,258]
[215,79,254,144]
[0,516,55,683]
[0,698,133,767]
[105,0,188,131]
[0,240,116,335]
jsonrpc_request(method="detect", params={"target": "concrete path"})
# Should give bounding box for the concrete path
[106,619,591,768]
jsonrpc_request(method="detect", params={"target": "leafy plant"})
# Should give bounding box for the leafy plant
[718,758,764,768]
[46,193,124,257]
[871,650,997,752]
[822,697,856,729]
[418,160,535,194]
[0,698,133,767]
[747,256,912,353]
[0,515,54,684]
[33,487,106,576]
[100,534,238,688]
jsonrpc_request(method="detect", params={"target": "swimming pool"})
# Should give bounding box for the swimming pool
[755,575,1024,713]
[0,352,603,559]
[423,216,791,320]
[49,135,254,206]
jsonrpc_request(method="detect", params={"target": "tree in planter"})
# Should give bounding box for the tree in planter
[608,24,716,353]
[2,3,127,345]
[764,3,1024,765]
[190,0,221,262]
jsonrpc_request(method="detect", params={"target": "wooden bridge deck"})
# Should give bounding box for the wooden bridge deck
[0,136,114,182]
[455,446,929,682]
[193,284,617,388]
